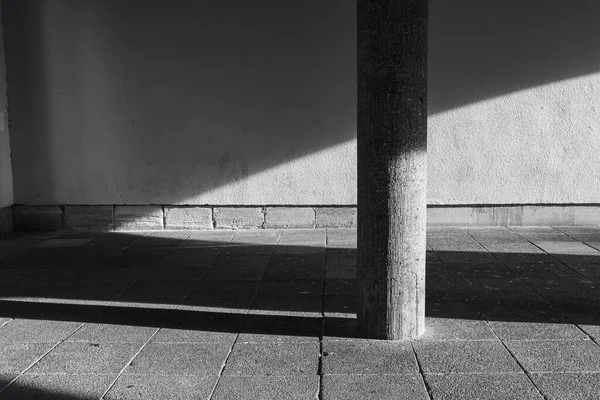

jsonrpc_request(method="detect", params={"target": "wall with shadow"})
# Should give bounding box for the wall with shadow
[3,0,600,206]
[0,3,11,208]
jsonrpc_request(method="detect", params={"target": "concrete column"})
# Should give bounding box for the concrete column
[357,0,428,340]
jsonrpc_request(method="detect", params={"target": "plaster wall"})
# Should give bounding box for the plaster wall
[3,0,600,206]
[0,3,12,208]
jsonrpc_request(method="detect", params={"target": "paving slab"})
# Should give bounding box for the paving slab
[27,342,141,374]
[488,321,587,341]
[257,281,323,298]
[125,342,230,375]
[66,323,158,343]
[212,376,319,400]
[200,265,266,281]
[238,315,321,344]
[105,374,218,400]
[322,374,428,400]
[424,373,543,400]
[0,320,81,343]
[530,372,600,400]
[325,264,357,279]
[413,340,521,373]
[505,339,600,372]
[0,374,115,400]
[322,340,417,375]
[223,343,319,376]
[0,343,54,374]
[151,319,239,344]
[249,296,322,317]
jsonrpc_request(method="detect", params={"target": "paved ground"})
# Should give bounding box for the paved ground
[0,227,600,399]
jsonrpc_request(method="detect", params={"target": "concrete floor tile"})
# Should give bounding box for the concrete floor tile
[424,373,543,400]
[223,343,319,376]
[489,321,588,341]
[185,282,259,300]
[125,342,230,375]
[238,315,321,344]
[530,372,600,400]
[418,317,496,341]
[0,375,17,391]
[115,281,194,306]
[0,374,115,400]
[322,374,428,400]
[178,297,253,314]
[324,296,356,319]
[257,281,323,298]
[0,343,54,374]
[505,340,600,372]
[66,323,158,343]
[534,241,599,255]
[262,265,325,280]
[249,296,322,317]
[213,254,271,267]
[200,265,266,281]
[0,319,81,343]
[325,264,356,279]
[414,341,521,373]
[324,279,356,296]
[212,376,319,400]
[152,315,241,343]
[27,342,141,374]
[105,374,217,400]
[322,341,418,374]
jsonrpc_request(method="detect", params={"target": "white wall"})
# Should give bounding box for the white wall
[4,0,600,206]
[0,3,12,208]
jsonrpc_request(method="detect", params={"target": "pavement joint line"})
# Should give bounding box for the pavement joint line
[100,326,161,399]
[468,228,599,343]
[410,341,433,400]
[458,228,564,400]
[207,230,281,400]
[430,237,549,398]
[506,226,600,285]
[317,235,327,400]
[0,321,86,395]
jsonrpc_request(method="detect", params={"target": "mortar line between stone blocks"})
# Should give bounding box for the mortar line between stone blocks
[0,321,86,395]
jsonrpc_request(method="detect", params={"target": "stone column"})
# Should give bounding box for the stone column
[357,0,428,340]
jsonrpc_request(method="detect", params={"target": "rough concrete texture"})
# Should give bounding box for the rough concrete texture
[316,207,356,228]
[264,207,314,229]
[212,376,319,400]
[214,208,263,229]
[114,206,163,231]
[322,341,418,375]
[165,207,213,230]
[105,375,217,400]
[2,227,600,398]
[424,373,543,400]
[0,374,116,400]
[26,342,141,374]
[223,343,319,376]
[13,206,62,231]
[530,372,600,400]
[6,1,600,207]
[64,205,113,231]
[322,374,428,400]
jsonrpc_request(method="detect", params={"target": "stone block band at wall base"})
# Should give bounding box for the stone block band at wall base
[5,205,600,232]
